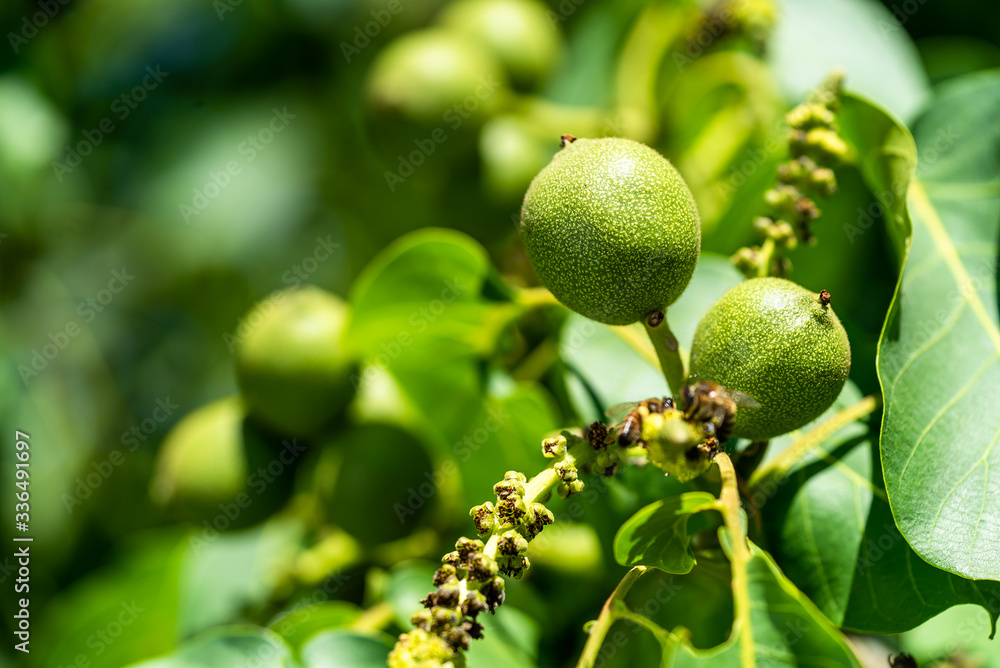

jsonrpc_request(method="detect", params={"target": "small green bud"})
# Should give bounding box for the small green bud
[558,479,584,498]
[522,502,554,539]
[594,450,620,477]
[433,564,458,586]
[791,127,847,163]
[503,470,527,483]
[455,537,485,559]
[433,607,463,629]
[495,495,528,524]
[731,247,759,277]
[470,502,496,537]
[442,551,462,567]
[542,434,567,458]
[467,552,499,582]
[493,478,524,500]
[786,103,835,130]
[497,529,529,556]
[764,184,802,220]
[554,460,578,483]
[810,167,837,196]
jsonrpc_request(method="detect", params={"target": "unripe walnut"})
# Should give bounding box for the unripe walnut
[234,286,355,436]
[688,277,851,440]
[520,137,701,325]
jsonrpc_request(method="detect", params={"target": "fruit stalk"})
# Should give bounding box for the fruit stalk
[643,312,686,395]
[714,451,755,667]
[574,566,648,668]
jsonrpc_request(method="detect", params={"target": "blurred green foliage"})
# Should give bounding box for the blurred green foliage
[0,0,998,666]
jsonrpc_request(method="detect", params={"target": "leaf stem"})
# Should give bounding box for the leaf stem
[756,238,775,277]
[351,601,395,631]
[575,566,648,668]
[748,395,880,489]
[644,313,686,395]
[616,608,676,647]
[514,286,561,308]
[714,452,755,668]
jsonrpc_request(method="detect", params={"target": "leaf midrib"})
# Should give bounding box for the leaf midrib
[909,180,1000,352]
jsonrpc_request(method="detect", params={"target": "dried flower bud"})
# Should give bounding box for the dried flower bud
[433,564,458,587]
[554,460,578,483]
[467,552,499,582]
[455,537,484,560]
[470,502,496,537]
[493,478,524,500]
[522,502,555,539]
[497,529,529,557]
[480,576,505,612]
[462,590,489,618]
[496,495,527,524]
[542,434,567,458]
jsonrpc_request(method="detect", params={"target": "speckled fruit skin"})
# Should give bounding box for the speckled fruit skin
[688,277,851,440]
[235,286,355,436]
[520,137,701,326]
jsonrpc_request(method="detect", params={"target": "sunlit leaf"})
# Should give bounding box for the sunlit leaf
[300,629,394,668]
[126,626,294,668]
[667,539,862,667]
[267,601,362,652]
[613,492,718,573]
[755,383,1000,634]
[876,72,1000,580]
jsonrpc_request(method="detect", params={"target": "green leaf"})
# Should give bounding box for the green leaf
[126,626,295,668]
[900,604,1000,667]
[754,88,1000,631]
[348,228,560,510]
[38,532,186,668]
[768,0,930,122]
[754,383,1000,634]
[667,539,862,667]
[384,561,439,629]
[613,492,719,573]
[178,518,305,637]
[466,606,540,668]
[877,71,1000,580]
[300,629,394,668]
[267,601,362,653]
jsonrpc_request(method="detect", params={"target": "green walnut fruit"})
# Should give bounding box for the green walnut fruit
[234,286,355,436]
[367,28,506,124]
[520,137,701,325]
[151,397,248,507]
[438,0,561,88]
[687,277,851,440]
[150,396,291,525]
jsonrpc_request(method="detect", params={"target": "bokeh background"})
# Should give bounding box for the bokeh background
[1,0,998,666]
